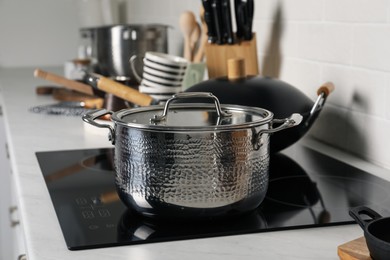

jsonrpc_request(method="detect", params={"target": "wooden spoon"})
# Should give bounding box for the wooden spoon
[190,22,201,60]
[179,11,197,61]
[193,6,208,63]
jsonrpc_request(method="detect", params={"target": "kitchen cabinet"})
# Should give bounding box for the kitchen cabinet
[0,98,26,260]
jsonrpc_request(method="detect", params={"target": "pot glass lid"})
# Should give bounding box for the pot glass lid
[112,103,272,131]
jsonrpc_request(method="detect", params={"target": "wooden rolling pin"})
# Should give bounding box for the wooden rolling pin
[85,73,157,106]
[34,69,158,107]
[34,69,94,96]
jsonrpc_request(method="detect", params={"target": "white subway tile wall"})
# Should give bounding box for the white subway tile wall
[125,0,390,169]
[1,0,390,169]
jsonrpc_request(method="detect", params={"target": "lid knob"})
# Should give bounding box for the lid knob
[227,58,246,80]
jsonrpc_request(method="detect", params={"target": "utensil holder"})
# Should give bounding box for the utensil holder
[205,33,259,78]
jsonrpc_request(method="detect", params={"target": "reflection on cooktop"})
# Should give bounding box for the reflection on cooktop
[36,144,390,250]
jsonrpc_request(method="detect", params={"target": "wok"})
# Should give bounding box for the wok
[185,76,334,153]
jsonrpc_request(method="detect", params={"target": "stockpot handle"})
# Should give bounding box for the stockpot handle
[82,109,116,144]
[349,206,383,230]
[259,113,303,135]
[151,92,231,123]
[129,55,143,83]
[254,113,303,150]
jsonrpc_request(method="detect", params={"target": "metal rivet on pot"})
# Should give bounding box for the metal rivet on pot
[254,135,264,151]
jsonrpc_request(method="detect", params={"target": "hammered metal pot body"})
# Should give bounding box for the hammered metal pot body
[82,93,303,219]
[114,125,270,219]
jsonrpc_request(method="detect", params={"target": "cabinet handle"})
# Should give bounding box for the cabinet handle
[5,142,10,159]
[17,254,27,260]
[9,206,20,227]
[0,105,2,116]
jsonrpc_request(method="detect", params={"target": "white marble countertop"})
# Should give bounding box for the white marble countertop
[1,67,386,260]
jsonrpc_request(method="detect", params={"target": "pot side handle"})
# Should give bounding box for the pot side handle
[349,206,383,230]
[254,113,303,150]
[82,109,116,144]
[260,113,303,134]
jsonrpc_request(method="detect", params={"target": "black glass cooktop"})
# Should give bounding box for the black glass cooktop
[36,144,390,250]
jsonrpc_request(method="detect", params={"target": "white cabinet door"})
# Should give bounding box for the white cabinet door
[0,107,26,260]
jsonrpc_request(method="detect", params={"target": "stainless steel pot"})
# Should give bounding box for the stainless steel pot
[80,24,169,82]
[82,92,302,219]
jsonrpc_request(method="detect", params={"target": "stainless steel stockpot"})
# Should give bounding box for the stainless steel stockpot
[80,24,169,81]
[83,93,302,219]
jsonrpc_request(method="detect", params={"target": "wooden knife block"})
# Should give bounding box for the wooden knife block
[205,33,259,79]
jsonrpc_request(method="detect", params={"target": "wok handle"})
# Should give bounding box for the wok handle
[317,82,335,98]
[306,82,335,127]
[309,82,335,115]
[349,206,382,230]
[82,109,116,144]
[254,113,303,150]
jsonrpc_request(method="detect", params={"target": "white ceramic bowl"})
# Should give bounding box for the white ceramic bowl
[144,58,188,74]
[139,84,182,94]
[145,52,188,68]
[143,66,185,81]
[141,78,182,90]
[142,72,183,86]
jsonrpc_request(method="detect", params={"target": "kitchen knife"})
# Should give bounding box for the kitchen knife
[234,0,254,41]
[201,0,217,43]
[243,0,254,40]
[234,0,244,40]
[211,0,224,44]
[221,0,234,44]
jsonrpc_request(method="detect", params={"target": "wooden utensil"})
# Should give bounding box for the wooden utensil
[179,11,197,61]
[190,21,201,60]
[34,69,94,96]
[86,73,155,107]
[193,6,208,63]
[34,69,157,107]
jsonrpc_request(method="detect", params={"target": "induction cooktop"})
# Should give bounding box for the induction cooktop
[36,144,390,250]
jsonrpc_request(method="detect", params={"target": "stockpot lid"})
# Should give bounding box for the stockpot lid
[111,93,273,132]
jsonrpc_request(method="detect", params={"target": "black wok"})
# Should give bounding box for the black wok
[185,76,334,153]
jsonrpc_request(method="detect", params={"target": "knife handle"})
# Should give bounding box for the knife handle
[235,0,244,40]
[202,0,217,43]
[243,0,254,40]
[221,0,234,44]
[211,0,224,44]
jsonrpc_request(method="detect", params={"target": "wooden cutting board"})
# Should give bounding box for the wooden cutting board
[337,237,371,260]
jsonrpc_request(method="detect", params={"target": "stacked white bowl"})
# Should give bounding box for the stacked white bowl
[137,52,189,103]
